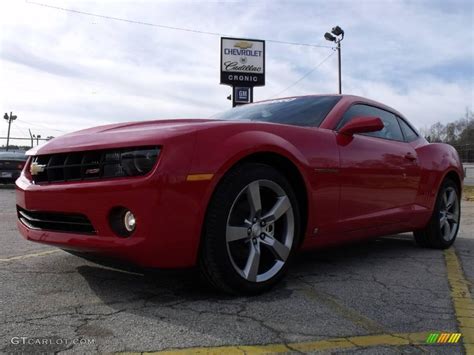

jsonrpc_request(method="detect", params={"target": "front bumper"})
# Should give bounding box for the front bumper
[15,171,213,268]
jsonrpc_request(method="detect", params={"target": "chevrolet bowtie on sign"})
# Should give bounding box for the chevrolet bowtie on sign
[234,41,254,49]
[220,37,265,87]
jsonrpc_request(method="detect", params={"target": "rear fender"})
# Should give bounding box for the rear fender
[415,142,463,211]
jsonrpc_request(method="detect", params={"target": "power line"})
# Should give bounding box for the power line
[12,121,30,137]
[26,1,334,49]
[16,119,68,133]
[269,51,336,98]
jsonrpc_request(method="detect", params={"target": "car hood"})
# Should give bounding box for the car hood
[27,119,219,155]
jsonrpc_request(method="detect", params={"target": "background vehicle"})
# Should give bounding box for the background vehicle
[0,151,27,183]
[15,95,463,294]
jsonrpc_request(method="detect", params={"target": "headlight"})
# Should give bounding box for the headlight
[103,147,160,178]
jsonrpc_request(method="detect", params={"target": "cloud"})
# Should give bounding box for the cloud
[0,0,472,146]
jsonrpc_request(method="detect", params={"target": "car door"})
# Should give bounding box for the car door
[335,104,421,232]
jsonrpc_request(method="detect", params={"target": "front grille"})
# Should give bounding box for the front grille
[30,147,159,184]
[32,150,113,184]
[17,206,96,234]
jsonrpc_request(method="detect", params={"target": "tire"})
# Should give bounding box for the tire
[414,178,461,249]
[199,162,301,295]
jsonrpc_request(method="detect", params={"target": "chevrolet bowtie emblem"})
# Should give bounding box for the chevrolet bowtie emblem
[30,162,46,175]
[234,41,253,49]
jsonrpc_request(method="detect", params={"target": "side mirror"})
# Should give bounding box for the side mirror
[339,116,384,136]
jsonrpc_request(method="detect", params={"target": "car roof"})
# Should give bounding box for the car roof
[0,151,27,160]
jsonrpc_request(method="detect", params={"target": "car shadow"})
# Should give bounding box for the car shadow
[76,233,426,305]
[71,233,474,347]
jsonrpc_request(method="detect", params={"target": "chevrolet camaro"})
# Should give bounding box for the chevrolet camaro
[15,95,463,294]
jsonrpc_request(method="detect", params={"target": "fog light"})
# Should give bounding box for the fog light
[109,207,136,237]
[124,211,136,232]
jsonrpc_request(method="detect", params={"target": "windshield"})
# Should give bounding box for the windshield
[213,96,341,127]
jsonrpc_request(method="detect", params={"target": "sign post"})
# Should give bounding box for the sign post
[220,37,265,107]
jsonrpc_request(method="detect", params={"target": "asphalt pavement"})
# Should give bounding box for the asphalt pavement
[0,187,472,354]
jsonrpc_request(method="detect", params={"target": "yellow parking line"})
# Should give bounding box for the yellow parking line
[134,331,430,354]
[0,249,60,262]
[297,281,384,333]
[445,248,474,354]
[129,246,474,355]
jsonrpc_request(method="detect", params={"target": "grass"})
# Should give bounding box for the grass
[463,185,474,201]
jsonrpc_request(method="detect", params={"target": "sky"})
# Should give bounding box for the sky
[0,0,473,146]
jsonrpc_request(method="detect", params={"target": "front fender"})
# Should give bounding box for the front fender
[192,128,309,176]
[187,126,313,250]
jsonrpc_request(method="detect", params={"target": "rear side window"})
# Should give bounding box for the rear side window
[397,117,419,142]
[337,104,404,141]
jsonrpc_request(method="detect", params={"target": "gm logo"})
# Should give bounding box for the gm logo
[235,87,251,104]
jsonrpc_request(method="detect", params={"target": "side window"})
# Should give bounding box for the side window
[337,104,404,141]
[397,116,419,142]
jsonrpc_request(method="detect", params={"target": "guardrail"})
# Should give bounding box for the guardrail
[452,144,474,163]
[464,165,474,178]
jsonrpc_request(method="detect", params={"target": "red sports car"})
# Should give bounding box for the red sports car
[15,95,463,294]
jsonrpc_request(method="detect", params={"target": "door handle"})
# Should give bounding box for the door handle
[404,152,417,161]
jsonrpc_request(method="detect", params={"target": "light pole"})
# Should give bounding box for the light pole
[3,112,17,151]
[324,26,344,94]
[29,129,34,148]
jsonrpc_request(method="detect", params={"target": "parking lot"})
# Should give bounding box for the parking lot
[0,187,472,354]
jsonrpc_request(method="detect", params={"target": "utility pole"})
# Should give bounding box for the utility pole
[337,39,342,95]
[29,129,34,148]
[324,26,344,94]
[3,112,17,151]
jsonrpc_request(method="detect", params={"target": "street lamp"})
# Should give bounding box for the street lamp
[324,25,344,94]
[324,32,336,42]
[32,134,42,146]
[3,112,17,151]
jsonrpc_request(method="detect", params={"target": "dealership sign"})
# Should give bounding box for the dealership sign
[220,37,265,87]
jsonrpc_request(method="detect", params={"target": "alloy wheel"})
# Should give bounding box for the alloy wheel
[439,186,459,242]
[225,179,295,283]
